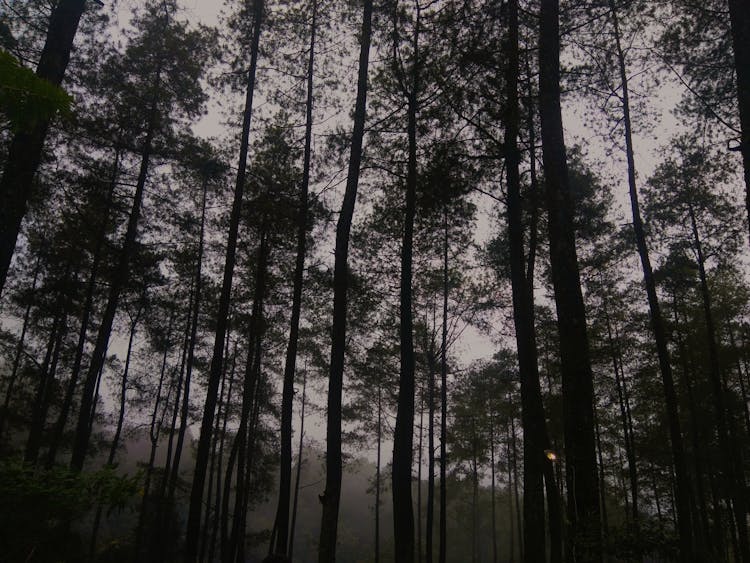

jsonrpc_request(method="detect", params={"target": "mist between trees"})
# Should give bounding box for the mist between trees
[1,0,749,562]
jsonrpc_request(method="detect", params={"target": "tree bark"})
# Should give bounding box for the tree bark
[727,0,750,245]
[439,210,449,563]
[505,2,562,560]
[375,379,382,563]
[225,232,268,563]
[46,150,119,469]
[0,254,41,439]
[184,1,264,558]
[490,413,497,563]
[288,368,307,560]
[426,341,436,563]
[607,3,693,558]
[105,303,142,466]
[538,1,602,559]
[392,4,420,559]
[273,1,316,554]
[24,310,66,464]
[318,0,372,559]
[70,83,160,472]
[688,201,750,562]
[167,172,209,504]
[134,312,174,558]
[0,0,87,295]
[417,387,424,563]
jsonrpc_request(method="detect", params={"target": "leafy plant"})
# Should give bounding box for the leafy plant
[0,49,71,132]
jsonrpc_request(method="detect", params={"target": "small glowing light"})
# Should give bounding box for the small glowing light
[545,450,558,461]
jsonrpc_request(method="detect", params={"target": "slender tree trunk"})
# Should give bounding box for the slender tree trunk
[162,287,194,492]
[107,305,142,466]
[539,1,602,559]
[439,210,449,563]
[426,344,436,563]
[288,368,307,560]
[235,350,265,563]
[273,3,316,554]
[593,409,608,541]
[601,299,638,525]
[392,4,420,556]
[318,0,373,559]
[471,417,479,563]
[167,173,209,504]
[90,305,142,560]
[184,2,264,557]
[134,313,174,558]
[24,311,66,464]
[375,380,382,563]
[70,82,160,472]
[727,324,750,437]
[726,0,750,244]
[0,0,87,295]
[490,413,497,563]
[226,233,268,563]
[673,298,714,555]
[202,334,233,563]
[504,3,561,560]
[46,151,119,468]
[688,201,750,562]
[510,412,523,562]
[507,437,516,563]
[0,256,41,438]
[417,388,424,563]
[652,465,663,521]
[607,4,693,558]
[210,340,236,563]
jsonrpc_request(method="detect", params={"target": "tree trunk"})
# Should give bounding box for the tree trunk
[505,3,562,560]
[89,303,143,558]
[727,324,750,438]
[507,436,516,563]
[601,297,638,526]
[134,313,174,558]
[184,1,264,557]
[70,81,160,472]
[417,387,424,563]
[538,1,602,559]
[439,210,449,563]
[46,151,119,469]
[673,296,714,555]
[167,172,209,504]
[490,413,497,563]
[510,414,523,562]
[209,340,236,563]
[201,333,233,563]
[288,368,307,560]
[471,417,479,563]
[24,310,66,464]
[273,2,316,554]
[225,232,268,563]
[727,0,750,245]
[593,408,608,541]
[318,0,373,559]
[106,303,143,467]
[0,255,41,438]
[375,380,382,563]
[0,0,87,295]
[392,4,420,558]
[426,343,436,563]
[688,200,750,562]
[607,3,693,558]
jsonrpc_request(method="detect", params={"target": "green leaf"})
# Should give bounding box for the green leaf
[0,49,72,132]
